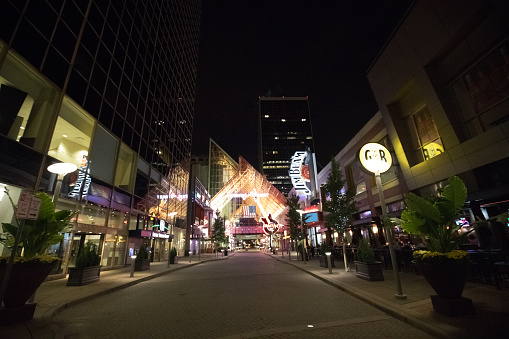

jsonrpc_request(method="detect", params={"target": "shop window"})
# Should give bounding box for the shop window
[102,234,126,267]
[89,125,118,184]
[406,106,444,163]
[48,96,95,168]
[451,38,509,139]
[0,51,59,152]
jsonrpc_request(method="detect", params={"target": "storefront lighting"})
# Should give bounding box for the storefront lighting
[373,226,378,234]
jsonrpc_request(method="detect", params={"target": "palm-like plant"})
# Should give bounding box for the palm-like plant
[397,176,469,253]
[1,190,74,258]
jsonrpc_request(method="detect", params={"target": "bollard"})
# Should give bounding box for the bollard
[326,252,332,274]
[189,251,192,263]
[130,255,136,277]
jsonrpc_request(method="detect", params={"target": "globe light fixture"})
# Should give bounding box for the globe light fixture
[47,162,77,175]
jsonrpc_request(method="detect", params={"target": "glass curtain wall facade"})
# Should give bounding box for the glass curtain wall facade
[0,0,201,272]
[258,97,315,196]
[208,139,239,220]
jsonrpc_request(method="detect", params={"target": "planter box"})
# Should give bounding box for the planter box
[319,255,335,268]
[134,259,150,271]
[67,266,101,286]
[355,261,384,281]
[170,256,178,264]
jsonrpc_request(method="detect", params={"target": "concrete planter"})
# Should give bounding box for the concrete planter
[134,259,150,271]
[67,265,101,286]
[355,261,384,281]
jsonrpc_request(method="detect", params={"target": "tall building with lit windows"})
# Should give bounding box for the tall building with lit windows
[0,0,201,272]
[258,96,315,196]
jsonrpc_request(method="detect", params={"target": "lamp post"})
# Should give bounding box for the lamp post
[358,143,406,300]
[47,163,78,202]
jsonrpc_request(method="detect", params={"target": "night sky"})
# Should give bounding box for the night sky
[192,0,414,170]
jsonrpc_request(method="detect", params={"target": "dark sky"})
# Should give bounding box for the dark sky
[192,0,414,170]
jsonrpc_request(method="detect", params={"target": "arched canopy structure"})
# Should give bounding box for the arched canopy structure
[210,157,287,220]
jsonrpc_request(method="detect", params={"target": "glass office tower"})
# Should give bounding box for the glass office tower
[258,96,315,196]
[0,0,201,271]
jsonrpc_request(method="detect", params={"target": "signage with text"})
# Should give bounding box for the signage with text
[289,151,311,195]
[358,143,392,174]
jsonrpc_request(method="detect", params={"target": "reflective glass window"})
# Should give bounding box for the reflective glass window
[48,96,94,168]
[0,51,59,152]
[89,125,118,184]
[114,144,135,191]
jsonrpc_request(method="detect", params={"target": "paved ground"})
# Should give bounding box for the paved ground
[270,251,509,339]
[1,250,508,338]
[51,251,432,339]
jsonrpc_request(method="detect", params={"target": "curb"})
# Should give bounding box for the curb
[266,253,467,339]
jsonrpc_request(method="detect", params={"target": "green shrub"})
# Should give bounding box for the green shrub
[320,242,330,256]
[75,241,101,268]
[136,245,148,261]
[356,238,375,264]
[170,247,177,258]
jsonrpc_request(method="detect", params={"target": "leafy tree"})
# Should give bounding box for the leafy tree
[285,194,309,260]
[210,210,227,252]
[321,157,357,271]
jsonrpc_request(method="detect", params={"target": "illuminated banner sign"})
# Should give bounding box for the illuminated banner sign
[358,143,392,174]
[289,151,311,195]
[68,155,91,199]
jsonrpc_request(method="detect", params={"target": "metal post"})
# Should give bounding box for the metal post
[376,172,406,300]
[326,252,332,274]
[130,256,136,277]
[189,251,192,263]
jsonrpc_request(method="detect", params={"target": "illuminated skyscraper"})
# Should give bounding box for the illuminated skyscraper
[0,0,201,267]
[258,96,315,196]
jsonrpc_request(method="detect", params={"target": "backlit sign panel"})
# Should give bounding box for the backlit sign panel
[358,143,392,174]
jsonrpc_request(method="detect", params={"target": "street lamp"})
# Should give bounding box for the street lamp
[358,143,406,300]
[47,163,78,202]
[47,162,78,280]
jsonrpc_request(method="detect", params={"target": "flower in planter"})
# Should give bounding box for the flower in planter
[413,249,469,265]
[0,253,60,266]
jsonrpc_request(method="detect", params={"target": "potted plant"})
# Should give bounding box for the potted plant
[169,247,177,264]
[319,242,335,268]
[67,241,101,286]
[0,189,73,323]
[395,176,474,315]
[354,237,384,281]
[134,245,150,271]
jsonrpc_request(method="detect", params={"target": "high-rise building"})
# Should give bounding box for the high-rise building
[0,0,201,270]
[258,96,315,196]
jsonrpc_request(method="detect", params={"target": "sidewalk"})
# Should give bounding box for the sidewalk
[267,251,509,339]
[1,253,231,339]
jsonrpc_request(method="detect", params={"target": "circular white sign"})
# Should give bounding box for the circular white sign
[359,143,392,174]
